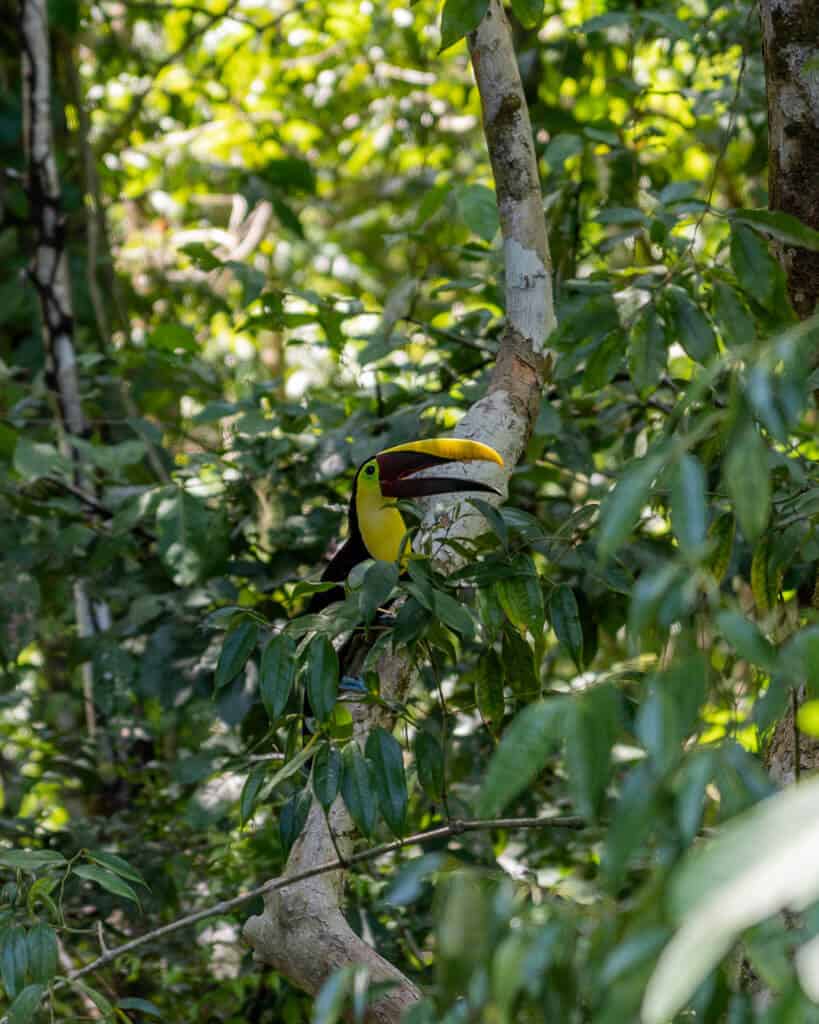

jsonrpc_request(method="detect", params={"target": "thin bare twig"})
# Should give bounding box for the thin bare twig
[67,814,583,983]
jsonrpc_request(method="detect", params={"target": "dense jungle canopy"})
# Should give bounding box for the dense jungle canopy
[1,0,819,1021]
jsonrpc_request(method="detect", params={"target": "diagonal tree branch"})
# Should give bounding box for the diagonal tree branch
[243,3,557,1020]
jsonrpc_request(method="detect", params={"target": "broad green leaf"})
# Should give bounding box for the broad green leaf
[430,589,475,639]
[262,156,316,193]
[584,330,625,389]
[502,628,538,699]
[87,851,147,888]
[415,731,445,801]
[731,224,777,308]
[156,488,228,586]
[26,924,57,985]
[565,686,618,819]
[712,281,754,348]
[1,926,29,999]
[313,743,342,811]
[0,850,65,872]
[70,979,113,1018]
[440,0,489,52]
[598,454,663,560]
[214,618,258,690]
[455,183,499,242]
[716,610,777,672]
[628,306,667,394]
[724,427,770,542]
[549,585,584,670]
[305,635,339,722]
[636,681,681,775]
[603,762,661,887]
[73,864,139,903]
[642,775,819,1024]
[730,208,819,252]
[240,763,268,825]
[511,0,544,28]
[707,513,735,583]
[495,555,544,636]
[783,626,819,697]
[474,648,505,729]
[313,967,353,1024]
[676,750,714,842]
[671,454,707,555]
[265,743,316,797]
[8,984,45,1024]
[279,789,312,858]
[13,439,70,480]
[147,323,196,351]
[117,998,163,1017]
[359,560,398,625]
[366,727,408,837]
[260,634,297,720]
[666,287,717,363]
[477,697,568,817]
[341,742,378,837]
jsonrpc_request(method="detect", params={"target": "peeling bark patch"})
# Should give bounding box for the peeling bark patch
[504,238,554,351]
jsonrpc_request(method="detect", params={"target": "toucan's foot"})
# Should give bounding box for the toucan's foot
[340,675,368,694]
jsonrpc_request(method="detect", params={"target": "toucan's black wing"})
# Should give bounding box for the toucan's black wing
[307,534,370,612]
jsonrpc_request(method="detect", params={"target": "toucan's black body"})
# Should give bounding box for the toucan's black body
[307,439,503,613]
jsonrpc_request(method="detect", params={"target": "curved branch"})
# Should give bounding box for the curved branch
[243,3,556,1017]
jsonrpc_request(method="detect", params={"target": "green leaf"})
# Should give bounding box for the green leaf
[783,626,819,697]
[0,850,65,873]
[73,864,139,904]
[511,0,544,28]
[240,763,268,825]
[432,590,476,639]
[716,610,777,673]
[156,488,227,586]
[671,454,707,555]
[13,439,70,480]
[313,743,342,811]
[502,627,538,699]
[440,0,489,52]
[26,924,57,985]
[260,633,297,720]
[148,323,197,352]
[86,851,147,888]
[636,681,681,775]
[495,555,544,636]
[474,648,505,729]
[214,618,258,690]
[666,286,717,363]
[8,984,45,1024]
[262,156,316,193]
[70,979,113,1018]
[305,635,339,722]
[1,926,29,999]
[366,728,408,837]
[341,742,378,837]
[279,789,313,858]
[730,208,819,252]
[359,560,399,625]
[549,585,584,670]
[598,454,663,560]
[712,281,754,348]
[724,427,770,542]
[565,686,618,819]
[117,998,163,1017]
[731,224,777,308]
[603,762,661,887]
[584,330,625,389]
[628,306,667,394]
[477,698,568,817]
[455,183,499,242]
[415,731,445,801]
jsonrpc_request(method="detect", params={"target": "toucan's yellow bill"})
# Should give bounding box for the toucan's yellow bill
[378,437,504,467]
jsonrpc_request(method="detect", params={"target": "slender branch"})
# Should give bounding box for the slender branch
[68,814,582,982]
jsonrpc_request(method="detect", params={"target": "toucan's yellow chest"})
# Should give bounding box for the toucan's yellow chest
[356,488,410,566]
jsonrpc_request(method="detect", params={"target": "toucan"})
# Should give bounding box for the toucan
[309,437,504,612]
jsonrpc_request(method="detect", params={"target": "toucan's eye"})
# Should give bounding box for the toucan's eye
[365,464,375,476]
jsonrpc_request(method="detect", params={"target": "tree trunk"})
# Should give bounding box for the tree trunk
[243,2,556,1017]
[758,0,819,779]
[759,0,819,319]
